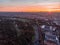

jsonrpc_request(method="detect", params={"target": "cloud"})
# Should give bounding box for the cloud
[0,0,60,6]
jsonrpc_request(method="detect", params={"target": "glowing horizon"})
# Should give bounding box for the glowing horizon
[0,0,60,12]
[0,6,60,12]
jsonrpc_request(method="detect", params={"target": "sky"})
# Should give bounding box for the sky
[0,0,60,12]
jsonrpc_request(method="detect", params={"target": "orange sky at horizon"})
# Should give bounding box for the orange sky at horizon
[0,0,60,12]
[0,5,60,12]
